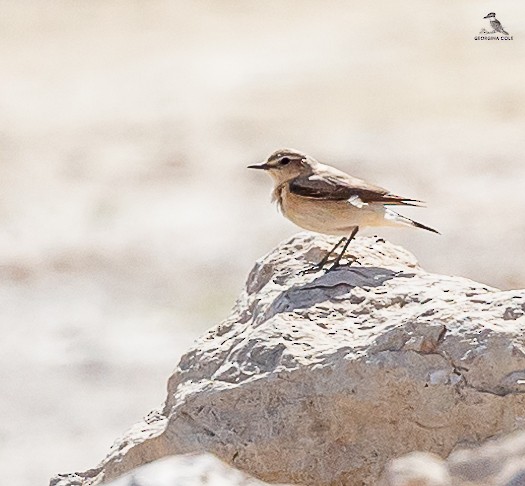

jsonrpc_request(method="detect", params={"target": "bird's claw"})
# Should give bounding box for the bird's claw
[325,255,360,273]
[300,255,360,275]
[299,264,325,276]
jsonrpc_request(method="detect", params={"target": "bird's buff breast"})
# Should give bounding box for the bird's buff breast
[277,188,386,236]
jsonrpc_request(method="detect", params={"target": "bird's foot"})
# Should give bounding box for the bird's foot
[300,262,326,275]
[325,255,360,273]
[300,253,360,276]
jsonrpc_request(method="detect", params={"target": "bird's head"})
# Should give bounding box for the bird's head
[248,149,314,184]
[484,12,496,18]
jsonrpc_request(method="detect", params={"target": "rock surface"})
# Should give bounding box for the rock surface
[102,453,290,486]
[51,233,525,486]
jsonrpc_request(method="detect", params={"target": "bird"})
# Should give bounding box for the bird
[248,149,439,272]
[483,12,509,35]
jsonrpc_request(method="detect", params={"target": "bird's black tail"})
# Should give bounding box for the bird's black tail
[410,218,440,234]
[391,211,440,234]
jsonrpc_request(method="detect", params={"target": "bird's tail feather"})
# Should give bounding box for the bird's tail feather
[390,211,440,234]
[410,218,440,234]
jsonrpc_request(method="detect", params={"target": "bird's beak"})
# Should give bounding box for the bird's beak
[483,14,490,18]
[247,162,270,170]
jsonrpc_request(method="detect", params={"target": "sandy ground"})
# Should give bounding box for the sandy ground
[0,1,524,485]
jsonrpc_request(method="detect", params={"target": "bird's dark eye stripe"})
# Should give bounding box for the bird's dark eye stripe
[280,157,290,165]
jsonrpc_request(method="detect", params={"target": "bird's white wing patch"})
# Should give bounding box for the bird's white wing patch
[348,195,366,208]
[384,209,398,221]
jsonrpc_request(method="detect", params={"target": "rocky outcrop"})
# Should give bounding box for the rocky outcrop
[50,233,525,486]
[101,453,291,486]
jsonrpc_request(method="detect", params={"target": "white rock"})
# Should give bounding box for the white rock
[379,452,451,486]
[382,430,525,486]
[51,233,525,486]
[102,453,290,486]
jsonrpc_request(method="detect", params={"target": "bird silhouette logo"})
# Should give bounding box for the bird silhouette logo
[481,12,510,35]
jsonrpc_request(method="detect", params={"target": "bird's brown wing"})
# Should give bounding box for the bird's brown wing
[289,172,423,206]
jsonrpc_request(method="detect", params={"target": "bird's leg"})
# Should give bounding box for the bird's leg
[318,237,347,267]
[301,237,346,274]
[327,226,359,272]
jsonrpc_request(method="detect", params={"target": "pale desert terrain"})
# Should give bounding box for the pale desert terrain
[0,1,524,485]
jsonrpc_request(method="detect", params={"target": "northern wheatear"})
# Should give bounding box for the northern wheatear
[248,148,438,272]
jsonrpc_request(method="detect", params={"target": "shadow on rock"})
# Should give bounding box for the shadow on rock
[260,266,416,323]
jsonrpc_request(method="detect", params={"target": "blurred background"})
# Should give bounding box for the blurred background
[0,1,524,485]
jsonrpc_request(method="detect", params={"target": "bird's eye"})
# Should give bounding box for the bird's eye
[280,157,290,165]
